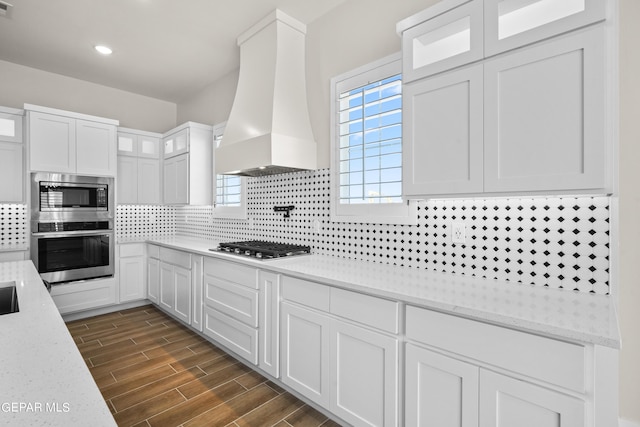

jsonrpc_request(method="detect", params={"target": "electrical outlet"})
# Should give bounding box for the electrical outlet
[451,222,466,244]
[313,219,321,234]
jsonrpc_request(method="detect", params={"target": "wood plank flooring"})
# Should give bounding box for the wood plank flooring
[66,305,342,427]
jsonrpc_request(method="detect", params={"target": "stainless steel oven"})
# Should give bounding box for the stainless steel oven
[30,220,115,284]
[31,173,113,222]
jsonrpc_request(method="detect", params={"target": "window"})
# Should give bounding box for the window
[330,53,416,224]
[213,122,247,219]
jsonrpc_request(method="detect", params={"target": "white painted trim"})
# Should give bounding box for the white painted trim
[23,103,119,126]
[619,419,640,427]
[117,127,162,138]
[330,52,418,225]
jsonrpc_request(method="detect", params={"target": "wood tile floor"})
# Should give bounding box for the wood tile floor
[66,305,342,427]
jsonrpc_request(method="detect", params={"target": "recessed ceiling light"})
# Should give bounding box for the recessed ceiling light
[94,45,113,55]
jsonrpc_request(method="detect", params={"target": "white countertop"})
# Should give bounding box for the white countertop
[146,236,621,349]
[0,261,116,426]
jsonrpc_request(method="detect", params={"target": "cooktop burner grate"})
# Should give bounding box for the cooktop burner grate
[213,240,311,259]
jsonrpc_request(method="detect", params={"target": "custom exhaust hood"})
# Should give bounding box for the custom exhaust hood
[216,10,317,177]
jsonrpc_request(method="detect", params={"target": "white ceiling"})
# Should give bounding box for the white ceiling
[0,0,347,103]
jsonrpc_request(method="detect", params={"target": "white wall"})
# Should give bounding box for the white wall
[0,60,177,132]
[175,0,436,168]
[305,0,438,168]
[618,0,640,423]
[176,69,238,126]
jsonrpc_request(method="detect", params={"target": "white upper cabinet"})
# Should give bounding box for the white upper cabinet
[484,26,606,192]
[117,128,162,205]
[118,131,161,159]
[404,64,484,196]
[27,105,118,176]
[0,106,24,203]
[400,0,483,83]
[484,0,606,56]
[0,108,23,143]
[398,0,611,197]
[162,122,213,206]
[0,142,23,203]
[163,127,189,159]
[76,119,117,176]
[29,112,76,174]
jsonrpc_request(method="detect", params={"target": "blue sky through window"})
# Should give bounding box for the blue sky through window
[339,74,402,204]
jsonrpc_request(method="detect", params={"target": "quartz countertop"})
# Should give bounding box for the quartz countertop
[147,236,621,349]
[0,261,116,426]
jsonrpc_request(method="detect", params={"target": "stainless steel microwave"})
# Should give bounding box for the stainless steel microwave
[31,173,114,221]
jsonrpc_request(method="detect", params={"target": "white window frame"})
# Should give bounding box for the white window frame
[213,121,247,219]
[330,52,417,225]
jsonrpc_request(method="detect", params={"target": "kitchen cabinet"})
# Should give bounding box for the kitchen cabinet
[281,301,332,408]
[0,142,23,203]
[117,128,162,205]
[258,270,280,378]
[118,243,146,303]
[163,127,189,158]
[50,277,118,314]
[280,275,399,426]
[405,344,479,427]
[483,0,606,57]
[403,64,483,196]
[484,26,606,192]
[191,255,204,332]
[479,370,584,427]
[202,257,259,364]
[398,1,611,197]
[0,107,24,203]
[157,246,192,325]
[162,122,213,205]
[163,154,189,205]
[27,105,118,176]
[400,0,483,83]
[405,304,589,427]
[147,254,160,304]
[0,107,23,143]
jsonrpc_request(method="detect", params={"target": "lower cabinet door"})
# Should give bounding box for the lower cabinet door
[147,258,159,304]
[405,344,479,427]
[332,321,399,427]
[159,262,174,312]
[173,266,191,325]
[258,270,280,378]
[281,302,331,409]
[119,256,145,302]
[203,306,258,364]
[479,370,585,427]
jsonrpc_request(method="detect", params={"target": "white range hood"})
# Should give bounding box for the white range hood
[216,10,317,177]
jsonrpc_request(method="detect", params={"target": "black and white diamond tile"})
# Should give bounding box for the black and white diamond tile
[120,168,611,295]
[0,204,27,247]
[115,205,175,239]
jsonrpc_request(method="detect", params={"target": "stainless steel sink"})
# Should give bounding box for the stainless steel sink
[0,282,19,315]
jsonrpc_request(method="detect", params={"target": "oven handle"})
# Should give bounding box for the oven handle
[31,230,114,238]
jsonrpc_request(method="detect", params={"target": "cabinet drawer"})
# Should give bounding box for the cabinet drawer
[330,288,399,334]
[147,244,160,259]
[203,306,258,365]
[119,243,145,258]
[406,306,585,393]
[204,257,257,289]
[281,276,330,312]
[204,275,258,327]
[160,247,191,269]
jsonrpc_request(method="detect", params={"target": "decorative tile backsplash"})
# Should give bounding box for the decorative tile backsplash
[0,204,28,248]
[115,205,175,239]
[113,169,611,295]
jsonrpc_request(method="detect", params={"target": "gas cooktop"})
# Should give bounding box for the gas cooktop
[213,240,311,260]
